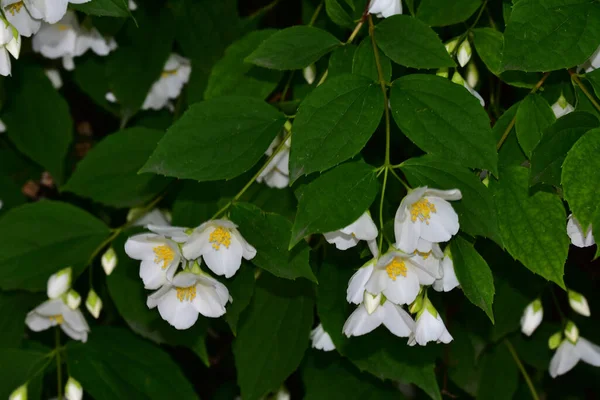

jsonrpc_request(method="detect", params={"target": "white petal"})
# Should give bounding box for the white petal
[132,209,170,227]
[146,285,171,309]
[364,268,389,297]
[234,229,257,261]
[202,233,244,278]
[437,254,459,292]
[576,337,600,367]
[32,298,64,316]
[381,301,414,337]
[192,283,228,318]
[549,340,580,378]
[124,233,163,260]
[424,188,462,201]
[567,215,595,248]
[418,197,459,243]
[5,2,41,37]
[0,48,11,76]
[395,217,420,254]
[62,307,89,333]
[147,225,189,243]
[323,231,360,250]
[25,311,54,332]
[342,304,383,337]
[346,261,374,304]
[157,289,199,330]
[181,227,212,260]
[310,324,336,351]
[340,212,378,241]
[47,270,71,299]
[61,323,87,342]
[382,267,421,305]
[414,311,445,346]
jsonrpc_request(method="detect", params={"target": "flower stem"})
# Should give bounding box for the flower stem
[378,167,389,254]
[569,71,600,114]
[55,328,63,400]
[389,168,411,190]
[505,338,540,400]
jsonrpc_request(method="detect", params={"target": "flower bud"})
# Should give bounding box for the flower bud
[520,299,543,336]
[445,38,459,54]
[101,247,118,276]
[9,384,27,400]
[66,289,81,310]
[548,331,562,350]
[409,294,424,314]
[47,267,72,299]
[6,27,20,59]
[466,62,479,88]
[65,377,83,400]
[436,68,449,78]
[564,321,579,344]
[85,289,102,319]
[363,292,381,315]
[568,289,590,317]
[303,64,316,85]
[457,39,472,67]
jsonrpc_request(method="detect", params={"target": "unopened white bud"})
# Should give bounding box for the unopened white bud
[548,331,562,350]
[9,384,27,400]
[457,39,472,67]
[520,299,543,336]
[47,267,72,299]
[85,289,102,319]
[445,38,459,54]
[66,289,81,310]
[303,64,316,85]
[568,290,590,317]
[65,377,83,400]
[101,247,118,275]
[564,321,579,344]
[466,62,479,88]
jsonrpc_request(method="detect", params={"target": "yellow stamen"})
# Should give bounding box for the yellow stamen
[209,227,231,250]
[410,198,437,224]
[153,245,175,270]
[386,258,407,281]
[4,1,23,15]
[161,69,178,78]
[415,250,432,259]
[176,286,196,302]
[49,315,64,325]
[57,24,70,31]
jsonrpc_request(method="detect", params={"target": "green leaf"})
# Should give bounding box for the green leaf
[447,323,481,396]
[205,30,282,100]
[141,96,286,181]
[0,201,110,291]
[328,45,356,78]
[72,57,119,115]
[490,167,568,287]
[585,68,600,98]
[246,26,341,70]
[417,0,482,26]
[66,326,198,399]
[0,291,43,348]
[530,112,599,186]
[302,351,401,400]
[70,0,129,17]
[502,0,600,72]
[400,155,501,243]
[0,348,51,399]
[374,15,454,69]
[223,264,255,335]
[352,37,392,82]
[450,237,495,322]
[290,161,380,247]
[106,7,175,114]
[63,128,172,208]
[231,203,317,282]
[515,94,556,156]
[476,343,519,399]
[562,128,600,229]
[0,174,26,216]
[4,65,72,184]
[233,274,314,400]
[493,102,527,168]
[390,74,498,174]
[289,75,383,180]
[324,0,355,28]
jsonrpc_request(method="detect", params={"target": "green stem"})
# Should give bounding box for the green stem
[570,71,600,113]
[309,1,324,26]
[505,339,540,400]
[55,328,63,400]
[346,20,364,44]
[550,286,567,322]
[378,167,389,255]
[247,0,281,20]
[389,168,411,190]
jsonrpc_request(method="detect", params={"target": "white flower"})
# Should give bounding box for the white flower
[142,53,191,111]
[32,12,78,69]
[85,289,102,319]
[568,290,590,317]
[0,17,20,76]
[310,323,336,351]
[409,299,452,346]
[66,289,81,310]
[394,186,461,255]
[47,267,71,299]
[25,298,90,342]
[365,250,435,305]
[324,211,378,251]
[579,45,600,73]
[303,64,316,84]
[128,0,137,10]
[520,299,543,336]
[257,135,290,189]
[368,0,402,18]
[128,207,171,227]
[432,247,459,292]
[551,94,574,119]
[346,259,376,304]
[9,384,27,400]
[65,377,82,400]
[147,271,231,330]
[566,214,594,248]
[457,39,471,67]
[101,247,118,275]
[45,68,62,88]
[549,337,600,378]
[124,227,188,290]
[182,220,256,278]
[74,26,117,58]
[343,292,414,337]
[2,0,41,37]
[23,0,90,24]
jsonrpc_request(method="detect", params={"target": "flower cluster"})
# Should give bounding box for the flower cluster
[124,219,256,330]
[323,187,462,345]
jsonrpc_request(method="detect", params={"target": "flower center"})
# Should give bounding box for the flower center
[176,286,196,302]
[410,198,437,224]
[4,1,23,15]
[49,314,64,325]
[386,258,407,281]
[161,69,178,78]
[209,227,231,250]
[153,245,175,269]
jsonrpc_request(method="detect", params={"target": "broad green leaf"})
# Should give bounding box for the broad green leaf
[476,343,519,400]
[562,128,600,229]
[417,0,481,26]
[493,102,527,168]
[325,0,354,28]
[530,112,599,186]
[585,68,600,99]
[233,274,314,400]
[205,30,282,100]
[450,237,495,322]
[67,326,198,400]
[490,167,568,287]
[575,84,600,119]
[63,128,172,208]
[289,75,383,180]
[400,155,501,243]
[72,57,119,115]
[447,323,481,396]
[231,203,317,282]
[328,45,356,78]
[352,37,392,82]
[246,26,341,70]
[0,201,110,291]
[107,234,208,365]
[141,97,286,181]
[106,7,174,114]
[302,351,401,400]
[70,0,129,17]
[171,181,222,227]
[316,260,441,400]
[290,161,380,247]
[390,74,498,174]
[515,94,555,156]
[223,264,255,335]
[374,15,454,69]
[502,0,600,72]
[0,347,51,399]
[0,174,26,216]
[0,291,43,348]
[4,65,72,184]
